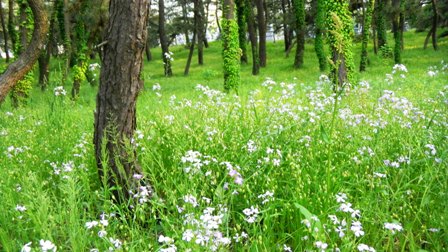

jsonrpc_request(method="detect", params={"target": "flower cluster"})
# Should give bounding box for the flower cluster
[53,86,66,96]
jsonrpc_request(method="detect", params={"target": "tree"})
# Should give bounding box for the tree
[326,0,355,89]
[197,0,205,65]
[255,0,266,67]
[292,0,305,68]
[184,0,199,76]
[280,0,291,52]
[158,0,172,77]
[222,0,240,92]
[360,0,375,71]
[424,0,439,50]
[235,0,248,64]
[0,1,10,62]
[375,0,388,49]
[315,0,327,71]
[93,0,150,203]
[392,0,403,63]
[246,0,259,75]
[0,0,48,103]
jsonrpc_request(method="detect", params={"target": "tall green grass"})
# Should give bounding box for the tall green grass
[0,31,447,251]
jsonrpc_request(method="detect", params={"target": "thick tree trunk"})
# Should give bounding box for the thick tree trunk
[180,0,190,46]
[19,2,28,50]
[0,0,48,103]
[158,0,172,76]
[62,0,71,82]
[93,0,150,203]
[315,0,326,71]
[392,0,402,64]
[0,2,10,62]
[255,0,266,67]
[246,0,259,75]
[215,0,221,35]
[39,2,58,90]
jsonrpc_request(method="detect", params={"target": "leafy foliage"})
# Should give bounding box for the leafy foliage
[222,19,241,92]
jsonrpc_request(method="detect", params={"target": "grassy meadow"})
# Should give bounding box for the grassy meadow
[0,31,447,251]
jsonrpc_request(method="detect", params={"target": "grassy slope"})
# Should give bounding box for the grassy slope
[0,31,447,251]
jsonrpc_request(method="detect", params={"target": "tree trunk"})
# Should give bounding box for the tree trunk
[372,21,378,54]
[39,1,58,90]
[314,0,326,71]
[145,39,152,61]
[0,0,48,103]
[222,0,240,92]
[246,0,259,75]
[0,2,10,62]
[281,0,290,52]
[215,0,221,36]
[392,0,402,64]
[255,0,266,67]
[430,0,438,50]
[235,0,248,64]
[197,0,204,65]
[19,1,28,50]
[376,0,387,48]
[8,0,16,54]
[184,1,198,76]
[292,0,305,68]
[62,0,71,82]
[158,0,172,76]
[180,0,190,47]
[360,0,374,72]
[93,0,150,204]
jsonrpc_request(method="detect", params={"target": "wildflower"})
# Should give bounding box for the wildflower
[272,158,281,166]
[283,244,293,252]
[16,204,27,212]
[335,225,346,238]
[246,140,258,153]
[182,229,194,242]
[153,83,161,91]
[183,194,198,207]
[243,206,259,223]
[373,172,386,178]
[54,86,66,96]
[339,203,354,213]
[315,241,328,251]
[159,235,174,244]
[21,242,32,252]
[160,244,177,252]
[109,238,122,249]
[425,144,436,156]
[85,221,99,229]
[98,230,107,238]
[351,221,365,237]
[427,70,437,77]
[384,222,403,234]
[351,209,361,218]
[335,193,347,203]
[428,228,440,232]
[40,240,57,252]
[357,244,376,252]
[301,219,311,228]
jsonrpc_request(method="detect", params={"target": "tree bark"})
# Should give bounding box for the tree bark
[93,0,150,203]
[0,0,48,103]
[184,1,198,76]
[246,0,259,75]
[158,0,172,76]
[292,0,305,68]
[430,0,438,50]
[8,0,16,54]
[19,1,28,50]
[0,2,10,62]
[255,0,266,67]
[235,0,248,64]
[281,0,290,52]
[222,0,240,92]
[197,0,204,65]
[376,0,387,48]
[360,0,374,72]
[315,0,326,71]
[392,0,402,64]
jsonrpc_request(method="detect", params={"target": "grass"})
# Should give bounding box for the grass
[0,30,447,251]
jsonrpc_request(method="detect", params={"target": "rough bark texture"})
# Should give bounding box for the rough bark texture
[222,0,240,92]
[158,0,172,76]
[94,0,150,203]
[255,0,266,67]
[376,0,387,48]
[0,0,48,103]
[392,0,402,64]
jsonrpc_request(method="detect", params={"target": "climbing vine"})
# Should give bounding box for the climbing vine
[222,18,241,92]
[315,0,327,71]
[360,0,375,72]
[326,0,355,89]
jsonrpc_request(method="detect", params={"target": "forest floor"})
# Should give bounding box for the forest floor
[0,31,447,251]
